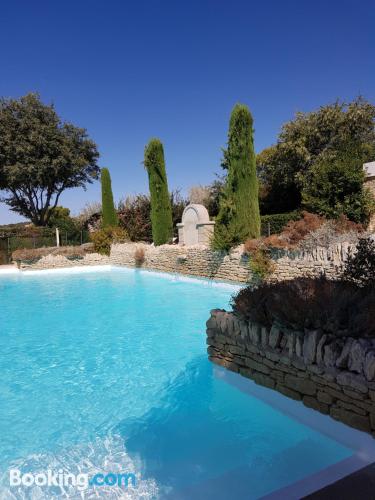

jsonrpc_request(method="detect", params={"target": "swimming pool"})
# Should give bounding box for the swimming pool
[0,267,364,498]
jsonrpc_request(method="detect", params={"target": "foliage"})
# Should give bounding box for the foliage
[342,237,375,287]
[189,185,211,206]
[101,168,118,228]
[0,93,100,226]
[118,190,187,242]
[213,104,260,250]
[90,226,128,255]
[302,145,374,222]
[47,206,82,242]
[232,276,375,338]
[249,248,275,282]
[257,97,375,215]
[12,244,92,262]
[260,211,301,236]
[144,139,173,245]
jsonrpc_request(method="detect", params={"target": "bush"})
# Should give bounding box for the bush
[260,211,301,236]
[232,276,375,338]
[118,190,187,243]
[249,248,275,282]
[299,217,363,251]
[342,237,375,287]
[91,227,128,255]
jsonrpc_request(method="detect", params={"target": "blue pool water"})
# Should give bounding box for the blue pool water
[0,268,352,498]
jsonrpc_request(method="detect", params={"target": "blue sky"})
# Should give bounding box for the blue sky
[0,0,374,223]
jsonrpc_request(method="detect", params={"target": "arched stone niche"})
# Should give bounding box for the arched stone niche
[177,204,215,246]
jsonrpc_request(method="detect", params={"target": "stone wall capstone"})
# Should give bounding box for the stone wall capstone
[206,310,375,436]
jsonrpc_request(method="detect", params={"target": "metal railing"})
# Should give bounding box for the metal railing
[0,229,90,264]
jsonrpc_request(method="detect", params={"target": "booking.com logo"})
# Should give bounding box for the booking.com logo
[9,469,137,491]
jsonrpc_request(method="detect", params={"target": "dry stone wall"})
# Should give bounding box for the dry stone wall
[18,241,353,283]
[207,309,375,436]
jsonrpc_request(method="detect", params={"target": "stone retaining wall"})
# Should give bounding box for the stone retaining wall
[206,309,375,436]
[17,241,353,283]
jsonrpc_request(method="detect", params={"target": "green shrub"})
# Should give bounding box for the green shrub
[260,211,301,236]
[101,168,118,228]
[144,139,173,245]
[249,248,275,282]
[91,226,128,255]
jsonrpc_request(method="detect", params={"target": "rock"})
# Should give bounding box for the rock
[336,372,369,394]
[249,322,261,345]
[295,334,304,358]
[317,391,333,405]
[287,332,296,357]
[252,372,275,390]
[336,338,354,369]
[244,358,270,375]
[284,374,316,396]
[364,350,375,381]
[330,407,370,433]
[261,327,269,347]
[276,384,302,401]
[324,340,344,368]
[316,334,328,365]
[269,324,282,349]
[303,329,323,365]
[239,320,249,339]
[348,340,370,374]
[303,396,328,414]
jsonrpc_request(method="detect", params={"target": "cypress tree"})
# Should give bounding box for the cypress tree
[144,138,173,245]
[101,167,118,228]
[214,104,260,250]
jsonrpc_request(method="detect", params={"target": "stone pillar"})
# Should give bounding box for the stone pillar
[364,162,375,232]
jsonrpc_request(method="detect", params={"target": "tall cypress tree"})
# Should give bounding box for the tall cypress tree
[144,138,173,245]
[101,167,118,228]
[213,104,260,250]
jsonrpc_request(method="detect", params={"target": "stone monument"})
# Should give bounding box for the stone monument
[177,204,215,246]
[364,161,375,232]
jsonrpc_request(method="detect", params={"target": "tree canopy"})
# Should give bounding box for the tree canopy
[257,97,375,217]
[0,93,100,226]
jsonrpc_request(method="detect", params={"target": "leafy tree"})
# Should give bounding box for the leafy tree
[47,206,81,241]
[302,144,374,222]
[101,167,118,228]
[213,104,260,250]
[257,97,375,215]
[0,93,100,226]
[144,139,173,245]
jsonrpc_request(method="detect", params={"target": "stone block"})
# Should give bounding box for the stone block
[253,372,275,390]
[330,407,371,433]
[284,374,316,396]
[269,324,282,349]
[276,384,302,401]
[303,329,323,365]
